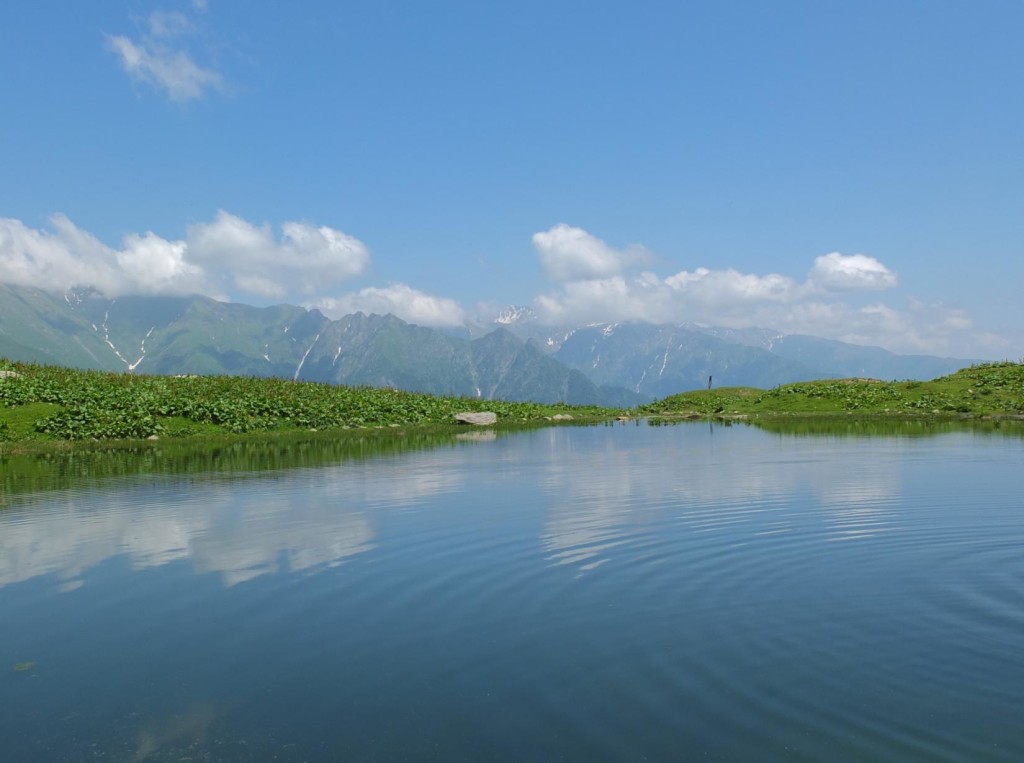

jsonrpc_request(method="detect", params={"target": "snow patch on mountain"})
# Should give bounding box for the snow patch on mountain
[493,306,537,325]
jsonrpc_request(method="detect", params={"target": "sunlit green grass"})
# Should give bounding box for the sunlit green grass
[5,358,1023,449]
[641,362,1024,419]
[0,402,62,441]
[0,359,617,446]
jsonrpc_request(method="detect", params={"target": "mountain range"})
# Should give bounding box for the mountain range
[0,283,976,405]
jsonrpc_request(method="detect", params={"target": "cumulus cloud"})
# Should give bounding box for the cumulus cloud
[106,9,224,102]
[533,260,809,328]
[312,283,466,327]
[664,267,800,303]
[0,212,370,302]
[532,223,649,281]
[187,211,370,299]
[528,224,989,355]
[0,215,207,297]
[808,252,898,292]
[535,271,980,355]
[531,225,901,323]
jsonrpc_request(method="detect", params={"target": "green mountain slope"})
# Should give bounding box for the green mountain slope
[553,323,823,397]
[693,327,974,380]
[490,312,975,392]
[0,285,634,406]
[470,330,606,405]
[0,284,118,369]
[0,284,976,404]
[303,313,478,394]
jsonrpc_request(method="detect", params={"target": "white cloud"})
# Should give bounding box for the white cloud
[0,214,207,297]
[808,252,898,292]
[534,270,984,355]
[532,223,648,281]
[536,276,663,325]
[118,231,208,294]
[0,212,997,357]
[528,224,990,355]
[534,264,808,327]
[312,283,466,327]
[821,300,991,355]
[106,10,224,102]
[0,212,370,302]
[186,211,371,299]
[665,267,801,302]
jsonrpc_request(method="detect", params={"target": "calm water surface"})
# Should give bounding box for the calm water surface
[1,422,1023,761]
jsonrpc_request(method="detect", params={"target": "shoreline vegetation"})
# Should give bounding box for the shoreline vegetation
[639,360,1024,422]
[0,359,615,454]
[2,359,1024,454]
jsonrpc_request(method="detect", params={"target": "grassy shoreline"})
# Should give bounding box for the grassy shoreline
[639,361,1024,422]
[3,359,1024,453]
[0,359,620,453]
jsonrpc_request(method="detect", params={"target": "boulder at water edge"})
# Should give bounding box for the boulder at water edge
[454,412,497,426]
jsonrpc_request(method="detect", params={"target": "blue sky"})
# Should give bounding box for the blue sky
[1,1,1022,357]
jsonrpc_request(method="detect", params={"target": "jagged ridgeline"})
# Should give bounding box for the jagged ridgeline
[0,285,638,406]
[0,284,977,404]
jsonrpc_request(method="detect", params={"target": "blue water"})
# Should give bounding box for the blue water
[2,422,1023,761]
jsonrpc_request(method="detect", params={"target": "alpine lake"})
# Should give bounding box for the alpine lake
[2,418,1023,761]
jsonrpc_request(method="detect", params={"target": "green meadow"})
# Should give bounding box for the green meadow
[0,360,611,449]
[641,361,1024,420]
[3,359,1024,451]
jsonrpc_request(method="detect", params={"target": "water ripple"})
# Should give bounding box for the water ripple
[4,424,1024,761]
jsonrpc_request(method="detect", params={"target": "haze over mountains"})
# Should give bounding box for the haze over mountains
[0,283,975,405]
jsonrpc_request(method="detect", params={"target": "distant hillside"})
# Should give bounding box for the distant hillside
[484,307,975,390]
[689,325,974,381]
[0,285,640,406]
[552,323,822,399]
[0,283,976,404]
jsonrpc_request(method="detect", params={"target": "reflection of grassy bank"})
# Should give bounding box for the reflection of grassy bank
[6,358,1024,459]
[0,425,538,503]
[751,417,1024,438]
[0,359,616,451]
[641,362,1024,421]
[648,415,1024,437]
